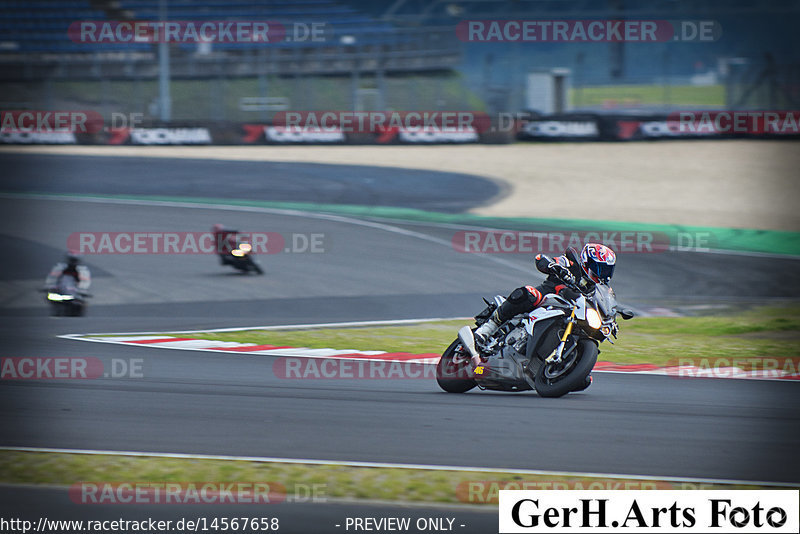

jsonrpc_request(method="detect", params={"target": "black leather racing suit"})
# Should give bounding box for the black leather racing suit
[214,228,238,264]
[489,250,595,326]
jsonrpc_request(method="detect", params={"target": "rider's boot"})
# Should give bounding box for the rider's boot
[473,310,501,348]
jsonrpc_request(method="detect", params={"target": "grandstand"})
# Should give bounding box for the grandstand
[0,0,467,120]
[1,0,797,120]
[0,0,459,72]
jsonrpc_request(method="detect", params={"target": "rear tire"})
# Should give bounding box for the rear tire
[534,339,598,398]
[436,339,477,393]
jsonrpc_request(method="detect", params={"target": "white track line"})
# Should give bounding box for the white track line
[2,446,796,488]
[58,317,471,337]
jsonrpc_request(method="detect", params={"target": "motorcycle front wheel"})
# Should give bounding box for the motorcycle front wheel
[436,339,477,393]
[534,338,598,398]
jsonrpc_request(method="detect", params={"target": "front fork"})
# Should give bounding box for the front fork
[545,307,576,364]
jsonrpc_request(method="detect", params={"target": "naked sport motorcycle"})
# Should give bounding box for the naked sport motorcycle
[436,268,634,398]
[43,276,90,316]
[221,239,264,274]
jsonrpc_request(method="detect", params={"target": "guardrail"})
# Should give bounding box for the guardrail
[2,112,798,145]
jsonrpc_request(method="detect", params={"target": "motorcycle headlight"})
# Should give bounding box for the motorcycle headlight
[239,243,252,253]
[585,307,602,330]
[231,249,244,257]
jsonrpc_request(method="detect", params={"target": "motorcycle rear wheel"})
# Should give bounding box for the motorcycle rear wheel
[436,339,477,393]
[534,338,598,398]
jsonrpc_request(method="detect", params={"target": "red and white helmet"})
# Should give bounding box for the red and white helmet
[580,243,616,283]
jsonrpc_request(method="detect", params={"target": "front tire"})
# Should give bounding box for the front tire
[534,339,598,398]
[250,259,264,275]
[436,339,477,393]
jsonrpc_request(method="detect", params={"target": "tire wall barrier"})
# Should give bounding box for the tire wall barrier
[2,113,798,145]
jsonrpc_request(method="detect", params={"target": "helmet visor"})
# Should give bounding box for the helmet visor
[588,260,615,282]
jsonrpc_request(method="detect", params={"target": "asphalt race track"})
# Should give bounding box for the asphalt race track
[1,153,799,530]
[0,152,504,212]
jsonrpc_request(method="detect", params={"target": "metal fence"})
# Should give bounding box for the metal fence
[1,41,797,121]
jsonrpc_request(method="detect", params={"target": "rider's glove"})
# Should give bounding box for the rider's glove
[549,262,575,285]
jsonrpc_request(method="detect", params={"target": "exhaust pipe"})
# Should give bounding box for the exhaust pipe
[457,326,483,370]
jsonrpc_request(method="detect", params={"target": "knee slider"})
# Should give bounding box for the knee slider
[508,286,542,307]
[507,287,531,305]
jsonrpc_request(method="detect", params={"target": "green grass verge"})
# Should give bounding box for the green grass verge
[0,452,788,506]
[607,306,800,367]
[160,306,800,368]
[571,84,725,108]
[3,74,484,123]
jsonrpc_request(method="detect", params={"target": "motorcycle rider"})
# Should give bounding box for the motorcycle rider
[212,223,238,264]
[45,252,91,292]
[469,243,617,390]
